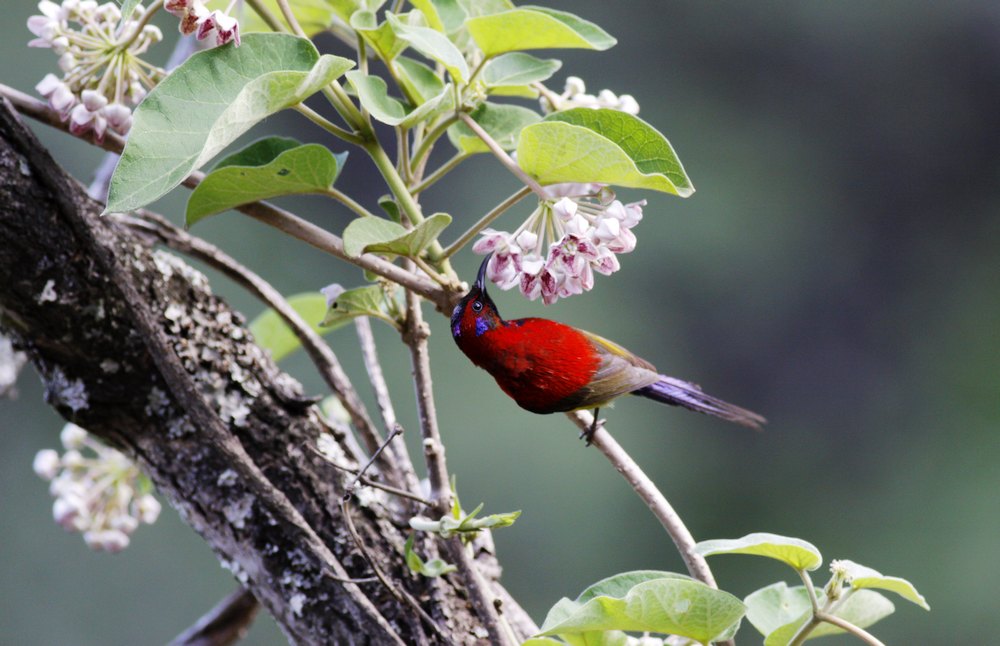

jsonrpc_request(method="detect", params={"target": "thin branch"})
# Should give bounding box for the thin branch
[168,588,260,646]
[441,186,532,258]
[355,317,423,494]
[315,451,432,507]
[340,499,446,642]
[344,424,403,501]
[410,151,469,195]
[320,186,379,220]
[457,111,545,197]
[409,113,460,177]
[566,411,719,589]
[274,0,308,37]
[294,103,364,145]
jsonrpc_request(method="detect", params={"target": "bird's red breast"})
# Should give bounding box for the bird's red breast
[455,317,603,414]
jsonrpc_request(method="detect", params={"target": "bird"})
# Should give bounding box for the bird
[450,254,765,441]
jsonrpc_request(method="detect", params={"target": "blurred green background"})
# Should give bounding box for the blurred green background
[2,1,997,643]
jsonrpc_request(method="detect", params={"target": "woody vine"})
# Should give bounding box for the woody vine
[1,1,929,644]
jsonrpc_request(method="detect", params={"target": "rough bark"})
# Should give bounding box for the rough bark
[0,100,535,644]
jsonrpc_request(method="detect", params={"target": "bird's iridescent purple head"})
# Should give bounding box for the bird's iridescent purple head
[451,253,501,339]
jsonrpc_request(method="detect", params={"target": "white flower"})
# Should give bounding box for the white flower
[475,184,646,304]
[26,0,168,138]
[542,77,641,115]
[33,423,161,553]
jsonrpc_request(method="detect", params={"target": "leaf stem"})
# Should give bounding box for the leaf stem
[410,113,461,177]
[441,186,532,259]
[273,0,307,37]
[320,186,378,219]
[815,613,886,646]
[116,0,164,50]
[243,0,287,32]
[457,111,545,197]
[293,103,364,145]
[410,151,469,195]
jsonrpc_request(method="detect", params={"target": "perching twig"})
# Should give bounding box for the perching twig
[344,424,403,501]
[168,588,260,646]
[315,452,432,507]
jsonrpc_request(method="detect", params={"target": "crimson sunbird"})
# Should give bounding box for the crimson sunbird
[451,255,765,439]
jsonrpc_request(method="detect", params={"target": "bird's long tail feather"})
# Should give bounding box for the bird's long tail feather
[633,376,765,429]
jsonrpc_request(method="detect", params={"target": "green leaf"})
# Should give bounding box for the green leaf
[695,533,823,571]
[395,57,445,104]
[320,284,394,328]
[186,142,347,226]
[837,559,930,610]
[345,71,453,128]
[117,0,141,30]
[482,52,561,93]
[106,34,353,214]
[763,590,895,646]
[324,0,384,24]
[521,640,566,646]
[342,213,451,258]
[248,293,330,362]
[538,576,745,644]
[386,12,469,82]
[576,571,692,604]
[744,582,815,637]
[466,6,615,57]
[350,10,407,60]
[457,0,513,19]
[408,0,446,32]
[517,108,694,197]
[211,135,301,169]
[448,103,540,153]
[404,534,457,577]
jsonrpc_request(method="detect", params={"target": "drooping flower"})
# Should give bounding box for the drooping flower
[33,423,161,553]
[473,183,646,305]
[541,76,640,115]
[165,0,241,47]
[27,0,166,139]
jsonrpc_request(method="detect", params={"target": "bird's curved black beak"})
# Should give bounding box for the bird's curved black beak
[475,253,492,293]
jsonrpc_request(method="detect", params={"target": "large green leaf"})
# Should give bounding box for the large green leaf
[448,103,540,153]
[837,559,930,610]
[106,34,353,214]
[517,108,694,197]
[695,533,823,571]
[482,52,561,94]
[248,293,330,362]
[186,140,347,226]
[576,571,692,604]
[345,71,453,127]
[744,582,816,637]
[538,576,744,644]
[466,6,615,56]
[395,57,445,104]
[763,590,894,646]
[342,213,451,257]
[386,12,469,82]
[350,10,407,60]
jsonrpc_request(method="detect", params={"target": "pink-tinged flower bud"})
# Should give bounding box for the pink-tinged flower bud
[564,76,586,96]
[213,11,240,46]
[606,226,636,254]
[58,52,76,72]
[551,197,577,221]
[110,513,139,534]
[592,248,621,275]
[50,83,77,117]
[27,15,54,40]
[84,529,131,552]
[618,94,640,115]
[53,496,82,528]
[80,89,107,111]
[50,35,70,53]
[35,73,61,96]
[33,449,61,480]
[104,103,132,134]
[62,448,85,468]
[514,230,538,251]
[592,216,621,242]
[38,0,64,19]
[69,104,94,134]
[472,229,512,254]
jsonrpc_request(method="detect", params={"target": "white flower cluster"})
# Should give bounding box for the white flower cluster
[474,184,645,305]
[165,0,241,47]
[28,0,164,139]
[33,423,161,553]
[543,76,640,115]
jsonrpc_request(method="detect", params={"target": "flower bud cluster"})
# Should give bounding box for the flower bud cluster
[165,0,241,47]
[33,423,162,553]
[474,184,645,305]
[542,76,640,115]
[28,0,165,140]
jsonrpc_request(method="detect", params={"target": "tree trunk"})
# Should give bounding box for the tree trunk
[0,99,535,645]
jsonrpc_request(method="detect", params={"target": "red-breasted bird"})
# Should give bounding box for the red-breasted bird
[451,255,765,439]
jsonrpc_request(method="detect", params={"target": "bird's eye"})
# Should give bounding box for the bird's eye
[471,300,483,312]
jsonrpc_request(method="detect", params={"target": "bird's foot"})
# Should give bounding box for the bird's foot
[579,411,604,446]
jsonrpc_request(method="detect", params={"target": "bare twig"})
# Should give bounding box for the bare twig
[345,424,403,501]
[355,317,423,494]
[313,450,432,507]
[168,588,260,646]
